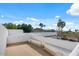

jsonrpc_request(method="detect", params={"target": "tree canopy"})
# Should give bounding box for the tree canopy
[57,19,65,29]
[39,23,45,29]
[3,23,33,33]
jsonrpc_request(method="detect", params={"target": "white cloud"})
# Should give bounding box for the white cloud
[13,17,40,28]
[63,22,79,31]
[13,20,27,25]
[1,14,4,18]
[66,22,75,25]
[13,17,55,29]
[25,17,40,28]
[55,16,60,19]
[46,26,52,29]
[26,17,39,22]
[66,3,79,16]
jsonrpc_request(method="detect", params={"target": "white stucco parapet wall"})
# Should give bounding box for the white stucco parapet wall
[8,29,23,36]
[7,29,31,44]
[0,24,8,55]
[69,43,79,56]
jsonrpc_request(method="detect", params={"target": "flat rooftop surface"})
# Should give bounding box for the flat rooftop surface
[5,43,52,56]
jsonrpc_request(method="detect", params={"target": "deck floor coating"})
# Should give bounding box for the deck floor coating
[5,43,52,56]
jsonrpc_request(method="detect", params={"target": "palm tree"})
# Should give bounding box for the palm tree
[57,19,66,38]
[75,29,78,32]
[39,23,44,29]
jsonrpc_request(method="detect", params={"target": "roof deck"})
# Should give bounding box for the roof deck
[5,43,52,56]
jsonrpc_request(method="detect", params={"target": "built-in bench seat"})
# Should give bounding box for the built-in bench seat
[28,33,78,56]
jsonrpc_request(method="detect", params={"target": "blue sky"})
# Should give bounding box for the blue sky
[0,3,79,31]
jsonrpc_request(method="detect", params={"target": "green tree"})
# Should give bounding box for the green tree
[21,24,27,32]
[27,24,33,32]
[3,23,17,29]
[7,23,13,29]
[12,24,17,29]
[75,29,78,32]
[17,24,22,29]
[21,24,33,33]
[39,23,45,29]
[3,23,33,33]
[57,19,66,38]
